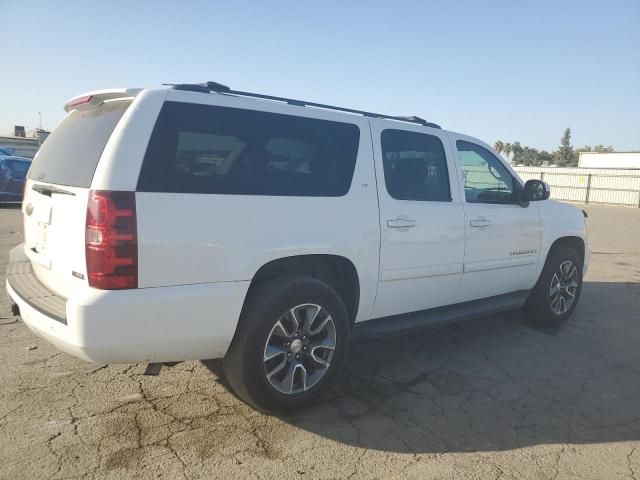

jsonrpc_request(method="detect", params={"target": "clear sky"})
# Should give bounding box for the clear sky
[2,0,639,151]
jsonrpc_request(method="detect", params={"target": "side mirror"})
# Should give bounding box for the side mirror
[524,179,551,202]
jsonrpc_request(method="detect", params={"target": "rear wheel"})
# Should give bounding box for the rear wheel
[223,275,350,413]
[525,246,583,326]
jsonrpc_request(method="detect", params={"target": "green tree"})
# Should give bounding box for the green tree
[493,141,504,154]
[503,142,512,162]
[555,128,575,166]
[538,150,554,165]
[593,144,614,153]
[520,146,541,166]
[511,141,523,164]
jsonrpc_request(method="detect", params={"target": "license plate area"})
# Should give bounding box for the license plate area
[26,199,53,269]
[35,222,49,254]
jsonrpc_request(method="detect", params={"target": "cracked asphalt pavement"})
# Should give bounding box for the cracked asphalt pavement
[1,203,639,479]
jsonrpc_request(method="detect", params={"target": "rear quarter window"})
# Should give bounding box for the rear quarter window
[28,100,131,187]
[137,102,360,197]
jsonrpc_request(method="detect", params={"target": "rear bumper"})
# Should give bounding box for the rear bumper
[6,261,250,364]
[6,261,67,324]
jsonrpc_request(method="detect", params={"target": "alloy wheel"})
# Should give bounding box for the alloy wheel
[549,260,579,315]
[263,304,336,394]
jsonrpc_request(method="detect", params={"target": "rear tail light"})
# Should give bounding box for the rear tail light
[85,190,137,289]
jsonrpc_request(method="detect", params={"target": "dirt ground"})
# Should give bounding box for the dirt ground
[1,203,639,480]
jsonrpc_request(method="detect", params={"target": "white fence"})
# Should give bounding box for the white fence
[513,167,640,208]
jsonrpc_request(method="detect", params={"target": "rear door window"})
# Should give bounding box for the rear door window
[381,129,451,201]
[28,100,131,187]
[137,102,360,197]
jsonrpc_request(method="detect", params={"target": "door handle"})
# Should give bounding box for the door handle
[470,217,491,228]
[387,218,416,229]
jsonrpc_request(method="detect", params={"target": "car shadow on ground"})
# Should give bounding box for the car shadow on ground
[206,280,640,454]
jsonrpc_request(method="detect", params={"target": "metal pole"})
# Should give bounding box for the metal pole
[540,172,545,181]
[585,174,592,204]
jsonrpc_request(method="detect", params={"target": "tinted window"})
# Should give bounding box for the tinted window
[29,100,131,187]
[381,129,450,201]
[456,140,515,204]
[138,102,360,196]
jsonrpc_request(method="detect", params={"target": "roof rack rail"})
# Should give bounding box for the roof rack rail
[167,81,441,129]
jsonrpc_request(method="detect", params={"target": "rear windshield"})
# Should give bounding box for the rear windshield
[137,102,360,197]
[29,100,131,187]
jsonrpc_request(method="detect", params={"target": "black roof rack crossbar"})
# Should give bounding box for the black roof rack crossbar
[168,82,441,129]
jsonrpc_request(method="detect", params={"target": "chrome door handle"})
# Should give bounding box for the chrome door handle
[387,218,416,229]
[470,217,491,228]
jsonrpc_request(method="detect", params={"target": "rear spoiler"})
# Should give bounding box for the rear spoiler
[64,88,142,112]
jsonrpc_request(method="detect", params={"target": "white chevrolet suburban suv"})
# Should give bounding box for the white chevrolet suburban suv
[6,82,589,413]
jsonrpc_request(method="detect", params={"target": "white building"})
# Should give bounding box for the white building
[578,152,640,169]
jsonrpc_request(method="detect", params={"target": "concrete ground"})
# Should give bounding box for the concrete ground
[1,203,639,480]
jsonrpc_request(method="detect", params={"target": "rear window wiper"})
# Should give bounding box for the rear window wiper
[32,184,76,197]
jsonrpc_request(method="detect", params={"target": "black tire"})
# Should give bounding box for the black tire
[525,246,583,326]
[223,275,350,413]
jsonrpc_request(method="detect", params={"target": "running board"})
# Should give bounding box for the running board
[352,290,530,339]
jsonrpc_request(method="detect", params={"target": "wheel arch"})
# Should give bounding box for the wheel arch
[533,235,585,287]
[529,235,586,291]
[547,236,585,263]
[247,254,361,326]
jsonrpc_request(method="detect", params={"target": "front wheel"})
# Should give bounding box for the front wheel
[525,246,583,326]
[223,275,350,413]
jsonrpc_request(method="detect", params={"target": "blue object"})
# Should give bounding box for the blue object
[0,146,16,156]
[0,155,31,202]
